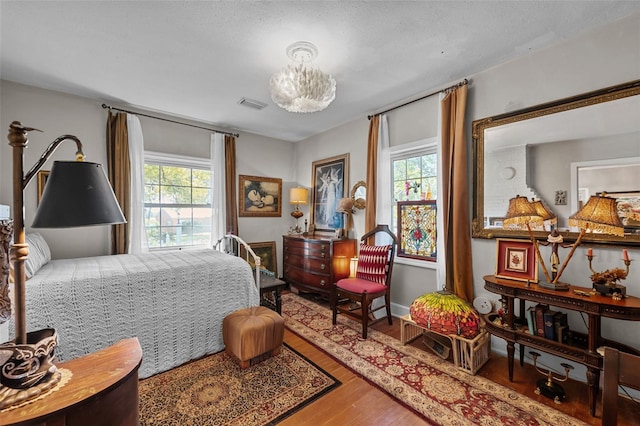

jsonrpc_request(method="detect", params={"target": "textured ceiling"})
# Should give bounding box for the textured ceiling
[1,1,639,142]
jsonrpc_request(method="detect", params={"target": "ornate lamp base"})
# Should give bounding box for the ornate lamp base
[593,282,626,298]
[0,328,59,410]
[535,377,566,404]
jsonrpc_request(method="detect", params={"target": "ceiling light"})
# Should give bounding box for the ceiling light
[269,41,336,113]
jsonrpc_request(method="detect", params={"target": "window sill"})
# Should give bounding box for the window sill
[394,256,437,270]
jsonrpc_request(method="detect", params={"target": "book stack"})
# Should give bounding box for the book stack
[526,304,570,344]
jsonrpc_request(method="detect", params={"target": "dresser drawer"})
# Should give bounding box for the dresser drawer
[284,239,330,257]
[283,252,330,273]
[285,266,331,289]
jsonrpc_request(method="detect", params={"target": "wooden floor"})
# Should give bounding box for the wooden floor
[279,306,640,426]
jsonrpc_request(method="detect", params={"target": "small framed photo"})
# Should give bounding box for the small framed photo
[37,170,50,204]
[240,241,278,276]
[495,238,538,282]
[239,175,282,217]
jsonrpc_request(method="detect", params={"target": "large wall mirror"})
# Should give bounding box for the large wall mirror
[472,80,640,247]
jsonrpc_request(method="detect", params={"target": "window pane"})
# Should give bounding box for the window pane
[144,164,159,184]
[160,185,191,204]
[422,154,437,177]
[393,160,406,181]
[145,184,159,203]
[406,157,421,179]
[193,169,211,187]
[193,187,211,205]
[161,166,191,186]
[192,207,212,226]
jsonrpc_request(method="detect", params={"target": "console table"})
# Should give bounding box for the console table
[2,337,142,425]
[483,275,640,417]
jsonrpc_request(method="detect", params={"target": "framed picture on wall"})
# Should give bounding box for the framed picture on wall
[495,238,538,282]
[37,170,50,205]
[310,153,349,233]
[597,190,640,233]
[240,241,278,276]
[238,175,282,217]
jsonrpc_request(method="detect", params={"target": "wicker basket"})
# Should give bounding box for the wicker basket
[400,314,490,375]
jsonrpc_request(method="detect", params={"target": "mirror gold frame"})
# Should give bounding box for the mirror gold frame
[472,79,640,247]
[351,180,366,210]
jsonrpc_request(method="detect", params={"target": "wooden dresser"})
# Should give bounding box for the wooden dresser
[283,235,356,297]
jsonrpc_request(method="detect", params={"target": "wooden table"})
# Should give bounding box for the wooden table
[483,275,640,417]
[1,337,143,426]
[260,275,287,314]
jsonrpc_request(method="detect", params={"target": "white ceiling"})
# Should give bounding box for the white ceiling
[1,1,639,142]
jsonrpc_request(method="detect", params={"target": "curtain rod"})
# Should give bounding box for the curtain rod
[367,78,469,119]
[101,104,240,138]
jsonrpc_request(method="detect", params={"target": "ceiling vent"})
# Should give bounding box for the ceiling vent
[238,97,267,110]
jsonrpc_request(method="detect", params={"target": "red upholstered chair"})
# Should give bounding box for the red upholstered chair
[331,224,398,339]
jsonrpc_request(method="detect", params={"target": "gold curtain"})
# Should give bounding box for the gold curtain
[365,115,380,236]
[224,135,239,236]
[106,111,130,255]
[441,84,474,302]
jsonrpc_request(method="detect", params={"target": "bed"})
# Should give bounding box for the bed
[8,240,260,379]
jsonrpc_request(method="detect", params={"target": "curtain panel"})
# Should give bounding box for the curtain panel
[365,115,380,238]
[106,111,130,255]
[224,135,238,236]
[441,85,474,302]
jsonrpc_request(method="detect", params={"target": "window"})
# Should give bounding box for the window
[390,139,438,263]
[143,152,212,249]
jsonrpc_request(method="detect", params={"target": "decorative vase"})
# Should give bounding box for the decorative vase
[0,328,58,389]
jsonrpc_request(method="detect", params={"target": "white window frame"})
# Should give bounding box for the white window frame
[388,137,440,270]
[143,150,212,251]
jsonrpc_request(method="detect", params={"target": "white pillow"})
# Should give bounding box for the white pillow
[25,233,51,279]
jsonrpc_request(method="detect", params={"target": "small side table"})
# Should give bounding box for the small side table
[259,275,287,314]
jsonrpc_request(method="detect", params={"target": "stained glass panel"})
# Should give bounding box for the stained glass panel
[397,200,437,261]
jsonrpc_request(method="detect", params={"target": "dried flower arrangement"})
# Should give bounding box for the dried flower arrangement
[590,267,628,285]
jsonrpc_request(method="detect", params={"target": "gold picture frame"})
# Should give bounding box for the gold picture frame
[241,241,278,276]
[37,170,50,204]
[238,175,282,217]
[310,153,349,233]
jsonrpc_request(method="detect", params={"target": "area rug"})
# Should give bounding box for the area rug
[139,343,340,425]
[282,293,588,426]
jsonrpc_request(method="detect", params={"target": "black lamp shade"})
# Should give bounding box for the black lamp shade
[32,161,126,228]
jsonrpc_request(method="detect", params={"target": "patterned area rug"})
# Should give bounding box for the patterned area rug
[282,293,588,426]
[139,343,340,425]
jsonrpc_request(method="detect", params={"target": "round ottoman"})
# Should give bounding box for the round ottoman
[223,306,284,369]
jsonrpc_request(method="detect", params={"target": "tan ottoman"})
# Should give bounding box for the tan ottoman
[223,306,284,369]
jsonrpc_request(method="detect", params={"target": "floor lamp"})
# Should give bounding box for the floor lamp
[0,121,125,409]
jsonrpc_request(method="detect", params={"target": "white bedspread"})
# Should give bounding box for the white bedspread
[11,249,260,378]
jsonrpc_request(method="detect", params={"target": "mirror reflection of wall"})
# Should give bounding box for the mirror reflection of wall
[528,133,639,229]
[484,145,537,225]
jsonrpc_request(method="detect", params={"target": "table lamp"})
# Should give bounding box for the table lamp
[336,197,354,238]
[503,195,554,284]
[0,121,125,409]
[289,187,308,234]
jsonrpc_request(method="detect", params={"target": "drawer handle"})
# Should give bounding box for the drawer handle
[321,253,326,258]
[320,280,326,286]
[320,264,326,270]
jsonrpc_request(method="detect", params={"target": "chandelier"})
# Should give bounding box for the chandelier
[269,41,336,113]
